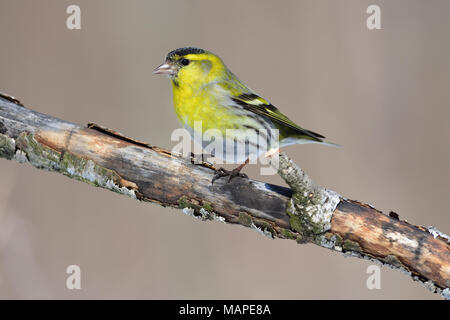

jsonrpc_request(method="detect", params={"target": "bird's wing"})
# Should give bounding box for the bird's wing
[231,93,325,141]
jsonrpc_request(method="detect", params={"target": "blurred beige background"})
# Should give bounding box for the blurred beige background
[0,0,449,299]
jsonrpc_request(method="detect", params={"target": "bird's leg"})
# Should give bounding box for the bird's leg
[212,159,249,184]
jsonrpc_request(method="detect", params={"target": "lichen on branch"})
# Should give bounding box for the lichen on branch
[272,153,341,241]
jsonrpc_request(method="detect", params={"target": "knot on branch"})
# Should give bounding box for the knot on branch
[272,153,341,241]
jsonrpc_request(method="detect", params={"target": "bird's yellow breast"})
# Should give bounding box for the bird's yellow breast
[172,80,246,134]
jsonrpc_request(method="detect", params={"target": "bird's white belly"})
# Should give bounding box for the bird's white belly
[183,122,273,164]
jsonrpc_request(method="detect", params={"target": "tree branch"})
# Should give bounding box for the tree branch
[0,93,448,298]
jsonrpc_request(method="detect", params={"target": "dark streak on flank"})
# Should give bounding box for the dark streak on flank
[243,124,268,140]
[233,101,274,143]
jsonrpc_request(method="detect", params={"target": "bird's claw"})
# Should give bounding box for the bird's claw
[211,167,248,184]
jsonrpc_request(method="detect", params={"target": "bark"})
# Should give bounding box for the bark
[0,93,448,298]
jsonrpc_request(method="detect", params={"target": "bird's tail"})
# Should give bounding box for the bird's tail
[280,135,341,148]
[292,128,340,147]
[319,139,342,147]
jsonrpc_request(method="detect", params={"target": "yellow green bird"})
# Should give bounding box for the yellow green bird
[154,47,336,183]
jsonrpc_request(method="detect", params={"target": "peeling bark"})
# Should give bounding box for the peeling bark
[0,94,448,298]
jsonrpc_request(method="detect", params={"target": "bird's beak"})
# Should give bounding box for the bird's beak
[153,61,177,76]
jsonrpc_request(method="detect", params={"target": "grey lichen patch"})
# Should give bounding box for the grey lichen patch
[417,279,449,300]
[14,149,29,163]
[319,232,343,251]
[238,212,275,238]
[253,219,275,238]
[423,280,438,293]
[427,226,450,244]
[201,201,213,213]
[178,197,225,223]
[178,196,203,214]
[250,222,273,239]
[105,179,137,199]
[182,207,196,218]
[442,288,450,300]
[200,208,225,223]
[273,153,340,241]
[0,133,15,160]
[59,152,116,188]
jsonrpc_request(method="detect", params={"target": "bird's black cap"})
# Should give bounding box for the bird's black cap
[166,47,206,60]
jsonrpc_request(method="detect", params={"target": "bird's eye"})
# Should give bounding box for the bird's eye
[180,58,190,66]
